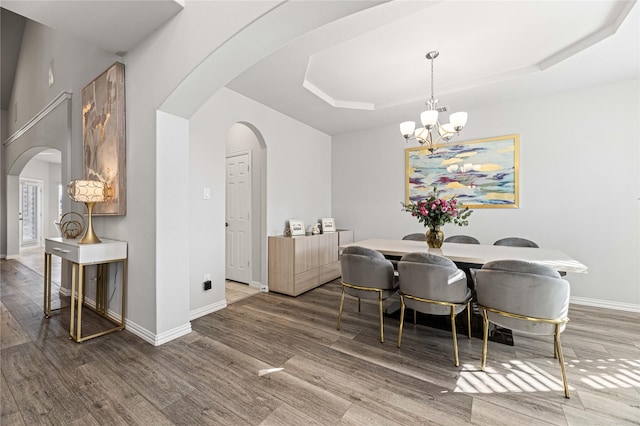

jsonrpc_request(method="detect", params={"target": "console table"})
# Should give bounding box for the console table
[269,230,353,296]
[44,237,128,342]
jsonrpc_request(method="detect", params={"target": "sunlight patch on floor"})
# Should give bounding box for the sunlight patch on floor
[455,358,640,394]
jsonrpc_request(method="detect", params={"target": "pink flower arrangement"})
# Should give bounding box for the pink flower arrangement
[402,187,472,229]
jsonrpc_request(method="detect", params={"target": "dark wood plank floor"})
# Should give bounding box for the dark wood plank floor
[2,257,639,425]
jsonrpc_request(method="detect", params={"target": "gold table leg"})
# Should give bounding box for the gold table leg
[75,264,84,342]
[43,253,51,317]
[69,263,77,339]
[69,259,127,343]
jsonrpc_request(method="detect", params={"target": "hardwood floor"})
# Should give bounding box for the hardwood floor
[1,257,639,425]
[226,280,261,304]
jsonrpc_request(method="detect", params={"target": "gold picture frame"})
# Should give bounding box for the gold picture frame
[406,134,519,208]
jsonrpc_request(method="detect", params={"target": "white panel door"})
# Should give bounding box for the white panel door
[225,152,252,283]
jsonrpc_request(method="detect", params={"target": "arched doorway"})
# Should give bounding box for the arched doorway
[17,149,62,249]
[2,92,71,258]
[225,122,267,293]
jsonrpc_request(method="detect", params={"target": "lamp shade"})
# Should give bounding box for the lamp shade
[450,111,468,130]
[400,121,416,137]
[420,110,438,128]
[68,180,107,203]
[438,123,455,136]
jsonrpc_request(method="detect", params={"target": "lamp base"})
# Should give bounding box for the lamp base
[78,202,102,244]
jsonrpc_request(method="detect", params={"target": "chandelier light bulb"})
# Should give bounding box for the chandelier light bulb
[414,127,429,142]
[450,112,468,131]
[400,121,416,138]
[420,110,438,128]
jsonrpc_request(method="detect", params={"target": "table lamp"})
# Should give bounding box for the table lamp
[67,180,107,244]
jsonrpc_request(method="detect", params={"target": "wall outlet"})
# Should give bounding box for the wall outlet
[203,280,212,291]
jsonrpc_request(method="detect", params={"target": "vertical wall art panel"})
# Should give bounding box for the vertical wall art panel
[406,134,519,208]
[82,62,126,215]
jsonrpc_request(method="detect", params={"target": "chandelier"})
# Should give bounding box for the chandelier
[400,51,468,153]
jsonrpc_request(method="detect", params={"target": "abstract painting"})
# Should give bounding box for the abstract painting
[82,62,126,215]
[406,134,519,208]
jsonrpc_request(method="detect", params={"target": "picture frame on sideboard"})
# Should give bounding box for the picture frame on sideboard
[289,219,305,236]
[322,217,336,233]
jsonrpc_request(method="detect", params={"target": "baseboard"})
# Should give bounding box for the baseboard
[571,296,640,313]
[126,320,192,346]
[189,300,227,321]
[56,290,193,346]
[124,320,158,345]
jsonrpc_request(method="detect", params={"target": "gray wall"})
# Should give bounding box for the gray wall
[332,78,640,310]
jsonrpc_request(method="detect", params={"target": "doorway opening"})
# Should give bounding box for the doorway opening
[19,178,43,248]
[225,122,267,300]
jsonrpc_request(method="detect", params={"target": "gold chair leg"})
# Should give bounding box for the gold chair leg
[378,291,384,343]
[397,295,405,348]
[554,335,558,359]
[337,287,345,330]
[450,306,459,367]
[555,324,570,398]
[467,302,471,339]
[481,308,489,371]
[413,309,417,325]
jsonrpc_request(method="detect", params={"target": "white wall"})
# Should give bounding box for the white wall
[332,79,640,310]
[188,87,332,316]
[2,19,117,258]
[155,111,191,342]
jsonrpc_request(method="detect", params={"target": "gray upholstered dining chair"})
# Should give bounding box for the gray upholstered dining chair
[397,252,472,366]
[337,246,398,343]
[475,259,571,398]
[402,233,426,241]
[444,235,481,244]
[493,237,539,248]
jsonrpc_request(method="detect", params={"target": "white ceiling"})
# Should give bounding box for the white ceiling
[226,0,639,135]
[2,0,638,139]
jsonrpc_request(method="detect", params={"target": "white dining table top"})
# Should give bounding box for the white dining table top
[339,239,588,274]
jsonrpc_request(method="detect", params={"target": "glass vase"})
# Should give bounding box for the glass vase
[426,226,444,248]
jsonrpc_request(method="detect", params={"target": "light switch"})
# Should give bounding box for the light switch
[203,188,211,199]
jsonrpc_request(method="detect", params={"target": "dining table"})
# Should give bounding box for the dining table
[338,238,588,345]
[338,238,588,274]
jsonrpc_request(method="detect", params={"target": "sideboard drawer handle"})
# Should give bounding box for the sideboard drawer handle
[52,248,70,253]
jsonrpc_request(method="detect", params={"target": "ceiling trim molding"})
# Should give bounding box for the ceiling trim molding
[538,1,638,71]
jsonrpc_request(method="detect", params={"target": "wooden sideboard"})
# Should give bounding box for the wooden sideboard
[268,230,353,296]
